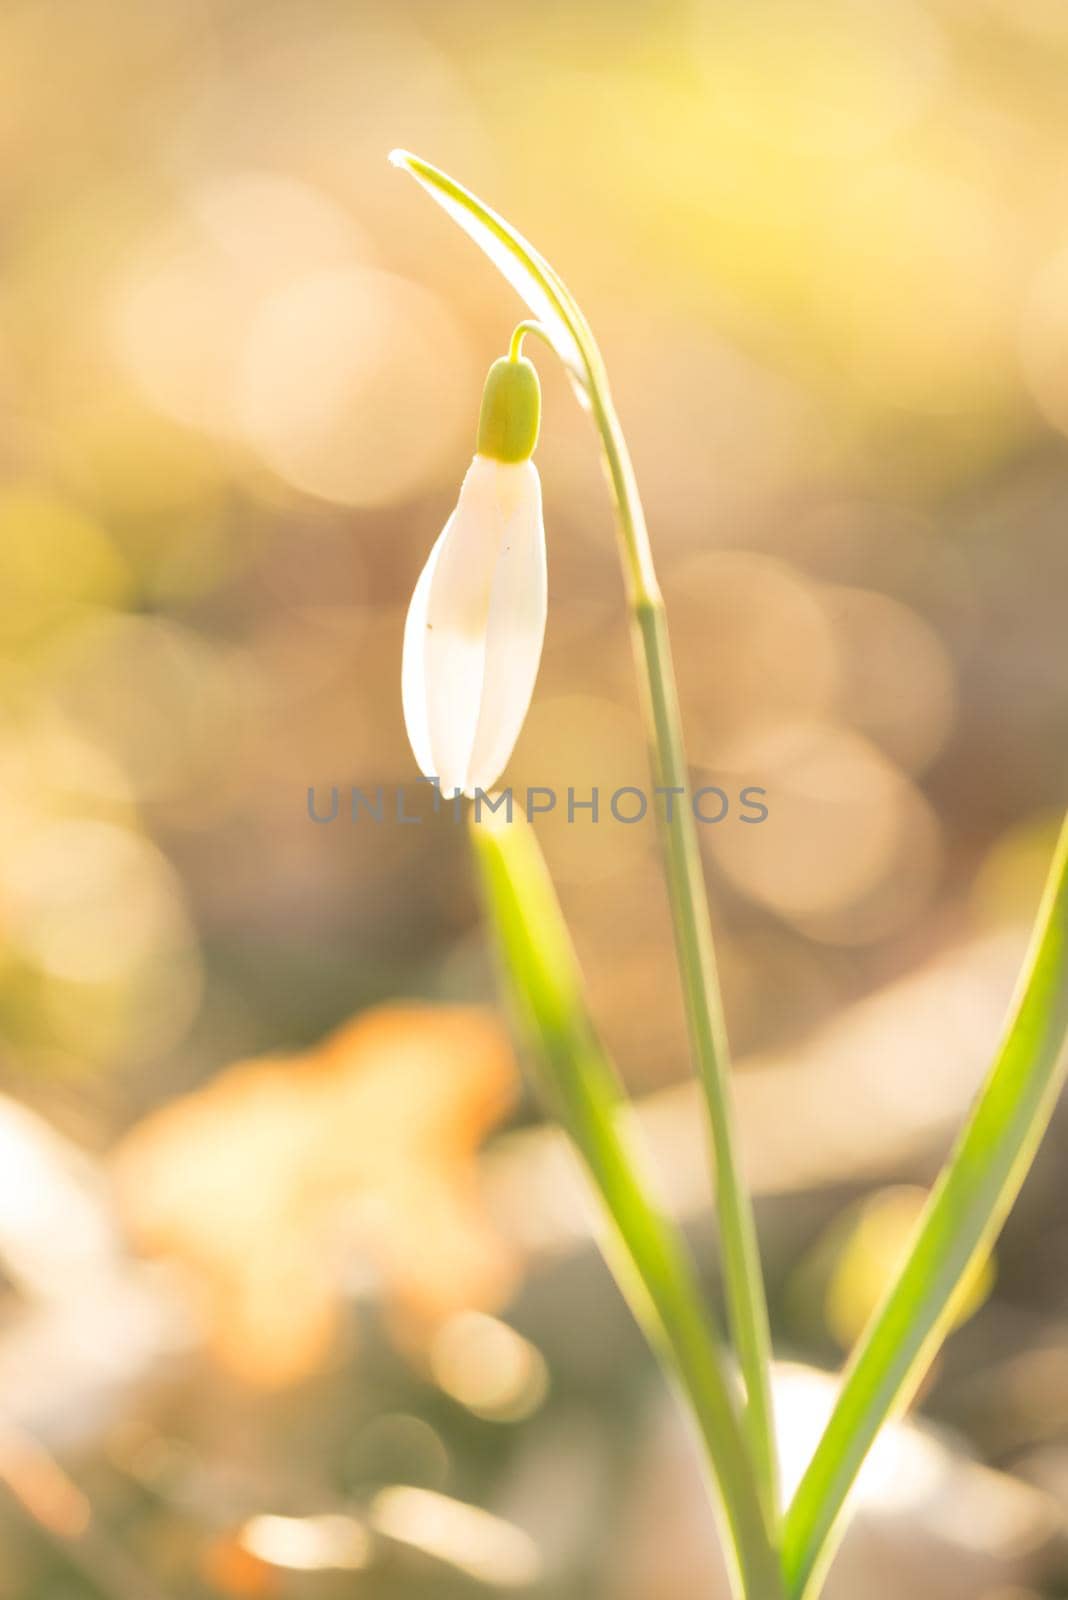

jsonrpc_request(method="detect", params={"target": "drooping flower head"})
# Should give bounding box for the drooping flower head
[402,346,546,798]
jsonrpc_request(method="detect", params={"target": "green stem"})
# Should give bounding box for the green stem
[507,300,779,1518]
[515,314,781,1510]
[587,383,779,1521]
[501,332,780,1564]
[510,318,781,1575]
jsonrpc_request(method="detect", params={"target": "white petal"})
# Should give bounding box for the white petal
[403,456,547,797]
[401,519,449,778]
[467,464,546,792]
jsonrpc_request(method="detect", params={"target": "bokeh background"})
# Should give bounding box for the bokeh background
[2,0,1068,1596]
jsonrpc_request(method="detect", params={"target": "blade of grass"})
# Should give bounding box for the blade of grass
[392,147,777,1517]
[782,817,1068,1599]
[470,808,783,1600]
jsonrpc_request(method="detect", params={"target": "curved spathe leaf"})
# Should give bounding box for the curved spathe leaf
[389,149,598,395]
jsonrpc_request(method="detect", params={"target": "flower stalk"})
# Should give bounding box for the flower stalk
[497,303,780,1527]
[585,361,779,1521]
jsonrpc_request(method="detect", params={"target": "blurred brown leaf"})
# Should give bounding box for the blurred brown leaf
[200,1536,279,1599]
[114,1005,519,1385]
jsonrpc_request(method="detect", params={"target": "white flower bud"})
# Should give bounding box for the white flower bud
[402,453,547,797]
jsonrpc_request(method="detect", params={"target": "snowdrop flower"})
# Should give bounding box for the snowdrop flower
[403,348,546,798]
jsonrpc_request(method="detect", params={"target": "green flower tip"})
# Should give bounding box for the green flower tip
[477,355,541,463]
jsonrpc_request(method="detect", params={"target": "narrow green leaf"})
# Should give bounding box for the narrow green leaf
[783,817,1068,1599]
[469,808,783,1600]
